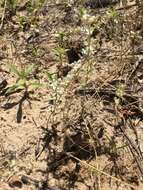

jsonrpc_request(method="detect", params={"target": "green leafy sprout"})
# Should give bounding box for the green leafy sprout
[6,64,43,95]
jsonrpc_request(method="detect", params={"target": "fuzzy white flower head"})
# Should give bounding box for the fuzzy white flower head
[82,13,95,25]
[88,16,96,25]
[82,13,90,24]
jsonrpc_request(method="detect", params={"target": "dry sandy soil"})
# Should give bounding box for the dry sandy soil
[0,0,143,190]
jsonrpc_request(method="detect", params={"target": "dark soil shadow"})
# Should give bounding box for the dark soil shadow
[39,117,121,189]
[2,91,29,123]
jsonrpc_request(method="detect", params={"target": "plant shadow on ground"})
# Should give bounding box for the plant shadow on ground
[2,91,31,123]
[38,75,143,189]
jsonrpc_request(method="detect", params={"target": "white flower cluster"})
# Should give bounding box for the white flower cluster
[82,13,96,25]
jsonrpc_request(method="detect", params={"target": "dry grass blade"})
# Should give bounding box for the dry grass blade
[67,153,138,190]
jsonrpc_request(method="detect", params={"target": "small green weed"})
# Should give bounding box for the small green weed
[53,46,68,66]
[6,0,17,13]
[6,64,43,95]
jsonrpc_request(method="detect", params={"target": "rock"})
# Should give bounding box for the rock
[8,175,23,188]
